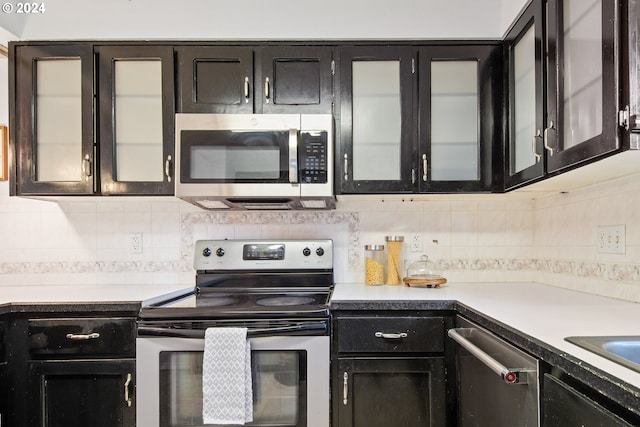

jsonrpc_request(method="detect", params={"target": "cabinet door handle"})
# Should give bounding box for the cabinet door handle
[375,331,408,339]
[124,373,132,407]
[265,77,271,103]
[342,372,349,405]
[343,153,349,181]
[244,77,250,104]
[81,154,92,180]
[165,155,172,182]
[543,121,555,156]
[532,130,542,163]
[422,154,427,182]
[66,332,100,340]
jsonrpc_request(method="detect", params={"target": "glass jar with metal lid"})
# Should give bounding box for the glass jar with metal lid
[385,236,404,285]
[364,245,385,285]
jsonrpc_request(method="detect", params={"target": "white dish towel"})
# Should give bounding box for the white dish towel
[202,327,253,425]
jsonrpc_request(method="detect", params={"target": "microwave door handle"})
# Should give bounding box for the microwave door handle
[289,129,298,183]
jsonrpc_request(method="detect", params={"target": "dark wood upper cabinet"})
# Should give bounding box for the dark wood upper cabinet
[418,44,502,193]
[260,46,334,113]
[176,46,254,114]
[503,0,546,190]
[544,0,621,173]
[337,46,416,194]
[176,46,334,114]
[96,45,175,195]
[13,44,95,195]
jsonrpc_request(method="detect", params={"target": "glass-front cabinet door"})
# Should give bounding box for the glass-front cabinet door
[96,46,175,195]
[338,46,416,193]
[545,0,620,173]
[418,45,501,192]
[14,45,94,195]
[504,0,545,190]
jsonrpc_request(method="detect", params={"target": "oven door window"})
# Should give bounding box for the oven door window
[180,130,290,183]
[159,350,307,427]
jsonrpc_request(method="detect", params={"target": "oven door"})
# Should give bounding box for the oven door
[136,335,329,427]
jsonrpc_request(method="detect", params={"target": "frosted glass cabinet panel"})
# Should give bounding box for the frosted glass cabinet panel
[14,45,94,195]
[339,47,415,193]
[561,0,603,150]
[430,61,479,181]
[97,46,174,195]
[35,59,83,182]
[352,61,402,181]
[114,60,164,182]
[511,26,537,174]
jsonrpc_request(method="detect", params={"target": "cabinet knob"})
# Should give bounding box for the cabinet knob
[422,154,428,182]
[165,155,173,182]
[375,331,408,339]
[244,77,250,104]
[343,372,349,405]
[532,130,542,163]
[81,154,92,180]
[66,332,100,340]
[543,121,556,156]
[124,373,132,407]
[265,77,271,103]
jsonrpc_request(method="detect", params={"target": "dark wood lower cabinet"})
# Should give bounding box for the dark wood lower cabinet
[543,374,640,426]
[28,360,135,427]
[336,357,447,427]
[0,362,7,427]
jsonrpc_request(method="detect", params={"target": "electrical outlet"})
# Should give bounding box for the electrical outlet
[598,225,625,254]
[410,233,423,252]
[129,233,143,254]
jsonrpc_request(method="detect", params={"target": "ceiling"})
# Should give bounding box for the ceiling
[0,0,529,43]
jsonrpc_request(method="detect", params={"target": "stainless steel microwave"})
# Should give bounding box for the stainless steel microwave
[175,114,335,210]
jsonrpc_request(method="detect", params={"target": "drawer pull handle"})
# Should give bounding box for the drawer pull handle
[343,372,348,405]
[65,332,100,340]
[375,332,408,339]
[124,373,133,407]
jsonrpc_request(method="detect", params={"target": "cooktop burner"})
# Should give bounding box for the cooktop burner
[256,296,316,307]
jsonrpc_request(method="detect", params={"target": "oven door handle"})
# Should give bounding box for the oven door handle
[137,322,328,339]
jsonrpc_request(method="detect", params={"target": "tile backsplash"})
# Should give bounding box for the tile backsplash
[1,171,639,302]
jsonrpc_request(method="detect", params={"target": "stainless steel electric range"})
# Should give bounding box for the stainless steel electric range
[136,239,334,427]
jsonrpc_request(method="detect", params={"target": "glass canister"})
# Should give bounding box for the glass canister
[385,236,404,285]
[364,245,385,285]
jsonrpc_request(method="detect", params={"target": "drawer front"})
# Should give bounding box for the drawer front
[28,318,135,358]
[337,316,445,353]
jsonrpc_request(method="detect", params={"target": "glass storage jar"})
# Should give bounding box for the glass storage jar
[385,236,404,285]
[364,245,385,285]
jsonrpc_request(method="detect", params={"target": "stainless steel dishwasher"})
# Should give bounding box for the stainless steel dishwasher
[448,317,540,427]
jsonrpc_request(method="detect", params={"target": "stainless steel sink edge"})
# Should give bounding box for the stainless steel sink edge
[565,336,640,374]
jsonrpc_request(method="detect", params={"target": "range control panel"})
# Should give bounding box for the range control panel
[194,239,333,271]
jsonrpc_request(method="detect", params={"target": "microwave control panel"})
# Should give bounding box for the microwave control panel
[299,131,328,183]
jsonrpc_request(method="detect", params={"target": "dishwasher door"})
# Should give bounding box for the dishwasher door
[449,317,539,427]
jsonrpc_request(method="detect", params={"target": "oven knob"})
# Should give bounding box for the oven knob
[302,247,311,257]
[316,247,325,257]
[216,248,225,257]
[202,248,212,257]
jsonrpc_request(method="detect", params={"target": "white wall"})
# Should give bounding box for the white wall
[2,0,504,40]
[500,0,531,35]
